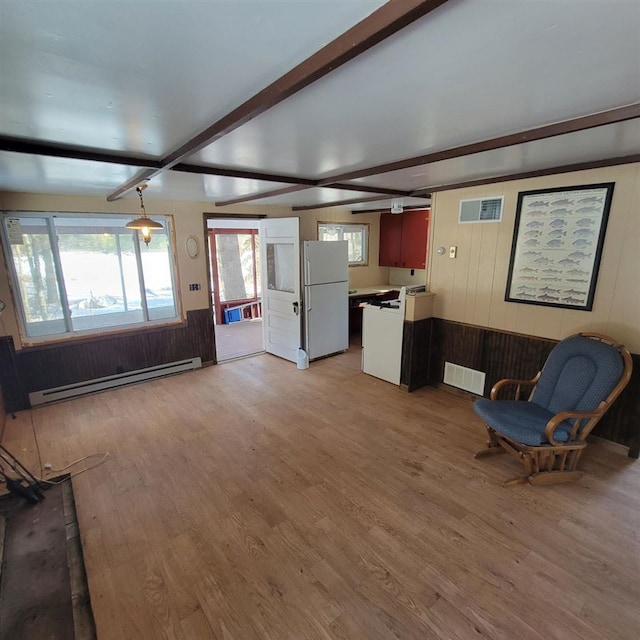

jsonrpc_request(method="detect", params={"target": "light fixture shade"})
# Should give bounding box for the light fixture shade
[127,183,164,245]
[125,217,164,230]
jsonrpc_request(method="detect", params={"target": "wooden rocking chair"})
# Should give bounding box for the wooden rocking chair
[474,333,632,487]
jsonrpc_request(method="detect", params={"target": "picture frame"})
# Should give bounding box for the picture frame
[505,182,615,311]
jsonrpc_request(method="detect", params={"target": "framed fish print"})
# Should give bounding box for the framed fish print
[505,183,615,311]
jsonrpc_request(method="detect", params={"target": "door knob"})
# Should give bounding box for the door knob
[293,301,300,315]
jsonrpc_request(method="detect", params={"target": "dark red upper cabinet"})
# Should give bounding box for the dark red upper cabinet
[379,209,429,269]
[379,213,403,267]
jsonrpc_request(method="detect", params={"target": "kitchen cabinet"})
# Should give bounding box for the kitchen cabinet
[379,209,429,269]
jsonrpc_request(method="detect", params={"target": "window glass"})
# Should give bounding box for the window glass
[2,213,179,340]
[318,223,368,265]
[266,242,295,292]
[57,225,144,331]
[7,217,67,337]
[139,231,177,321]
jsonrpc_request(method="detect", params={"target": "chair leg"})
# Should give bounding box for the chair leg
[474,426,505,459]
[503,475,529,488]
[474,446,506,459]
[502,452,534,487]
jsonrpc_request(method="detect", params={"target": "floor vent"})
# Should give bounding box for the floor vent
[29,357,202,406]
[443,361,486,395]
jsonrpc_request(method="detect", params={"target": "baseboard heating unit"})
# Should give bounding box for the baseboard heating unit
[29,357,202,406]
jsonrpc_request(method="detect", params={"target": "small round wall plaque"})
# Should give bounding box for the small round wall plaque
[186,236,199,259]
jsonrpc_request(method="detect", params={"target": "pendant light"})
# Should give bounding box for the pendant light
[125,183,163,246]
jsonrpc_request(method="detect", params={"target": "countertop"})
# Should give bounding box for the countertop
[348,285,399,297]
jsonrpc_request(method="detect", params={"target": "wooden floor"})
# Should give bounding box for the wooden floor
[2,345,639,640]
[214,319,264,362]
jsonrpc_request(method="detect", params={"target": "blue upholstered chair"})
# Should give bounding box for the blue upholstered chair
[474,333,632,486]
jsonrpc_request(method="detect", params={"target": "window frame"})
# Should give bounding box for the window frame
[317,221,369,266]
[1,211,182,344]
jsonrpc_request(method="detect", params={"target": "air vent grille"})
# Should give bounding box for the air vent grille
[443,362,486,395]
[459,197,503,223]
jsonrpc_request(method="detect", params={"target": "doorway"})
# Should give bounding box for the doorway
[207,218,264,362]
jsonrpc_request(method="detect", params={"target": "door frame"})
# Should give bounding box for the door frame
[202,213,266,364]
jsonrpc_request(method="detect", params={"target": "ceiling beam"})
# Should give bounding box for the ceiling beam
[0,132,422,202]
[0,136,162,169]
[317,103,640,185]
[410,153,640,196]
[292,195,399,211]
[172,163,317,186]
[215,185,311,207]
[326,182,415,197]
[351,204,430,214]
[107,0,450,201]
[214,182,424,207]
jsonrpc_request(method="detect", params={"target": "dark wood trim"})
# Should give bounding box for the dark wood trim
[204,213,266,219]
[417,318,640,454]
[202,214,218,365]
[325,183,417,197]
[319,104,640,184]
[351,204,430,215]
[214,182,425,207]
[401,318,433,391]
[173,163,317,186]
[160,0,450,169]
[292,194,403,211]
[410,153,640,196]
[0,309,215,411]
[0,136,162,169]
[216,185,311,207]
[107,0,450,201]
[0,336,28,414]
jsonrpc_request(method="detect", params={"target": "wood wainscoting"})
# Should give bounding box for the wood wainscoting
[0,383,5,441]
[0,308,215,413]
[402,318,640,457]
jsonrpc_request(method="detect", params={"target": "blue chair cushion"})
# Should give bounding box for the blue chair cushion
[474,399,573,446]
[530,335,624,415]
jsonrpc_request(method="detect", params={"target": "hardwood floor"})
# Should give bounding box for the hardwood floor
[2,345,639,640]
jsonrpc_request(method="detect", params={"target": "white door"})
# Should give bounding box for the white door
[260,217,301,363]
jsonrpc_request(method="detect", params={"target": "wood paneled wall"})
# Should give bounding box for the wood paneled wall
[0,384,5,441]
[0,309,215,413]
[401,318,432,392]
[403,318,640,456]
[428,163,640,353]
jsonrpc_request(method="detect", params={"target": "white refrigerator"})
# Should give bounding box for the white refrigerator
[303,240,349,361]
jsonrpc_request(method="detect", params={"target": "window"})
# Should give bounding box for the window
[318,222,368,266]
[1,212,179,340]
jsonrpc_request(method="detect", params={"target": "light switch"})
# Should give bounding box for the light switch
[449,246,457,259]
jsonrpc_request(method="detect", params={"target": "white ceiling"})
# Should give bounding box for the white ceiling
[1,0,639,209]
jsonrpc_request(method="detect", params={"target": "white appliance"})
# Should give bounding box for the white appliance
[303,240,349,361]
[362,287,406,385]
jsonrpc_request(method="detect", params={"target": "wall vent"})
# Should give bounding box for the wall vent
[459,197,503,223]
[29,357,202,406]
[443,362,486,395]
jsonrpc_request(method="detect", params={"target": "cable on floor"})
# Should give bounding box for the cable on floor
[28,412,111,485]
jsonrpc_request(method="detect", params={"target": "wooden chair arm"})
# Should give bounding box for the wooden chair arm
[490,373,541,401]
[544,409,602,446]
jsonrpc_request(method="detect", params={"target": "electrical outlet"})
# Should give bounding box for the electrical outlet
[449,246,457,259]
